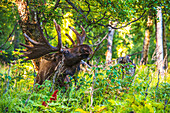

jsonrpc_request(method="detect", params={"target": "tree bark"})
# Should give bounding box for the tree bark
[140,13,153,65]
[162,18,168,71]
[105,21,118,63]
[156,6,164,78]
[16,0,44,71]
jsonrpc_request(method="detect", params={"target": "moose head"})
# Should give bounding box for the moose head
[20,20,93,85]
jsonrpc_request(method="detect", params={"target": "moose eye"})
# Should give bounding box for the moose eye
[81,48,88,53]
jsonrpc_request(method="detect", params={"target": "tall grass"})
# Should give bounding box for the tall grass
[0,61,169,112]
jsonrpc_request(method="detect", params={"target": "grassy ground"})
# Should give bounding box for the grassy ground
[0,61,169,113]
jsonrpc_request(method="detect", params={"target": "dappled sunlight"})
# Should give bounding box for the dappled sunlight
[0,0,169,112]
[116,26,134,57]
[61,12,76,46]
[50,12,76,46]
[116,44,128,57]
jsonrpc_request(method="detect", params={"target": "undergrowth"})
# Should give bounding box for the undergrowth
[0,61,170,113]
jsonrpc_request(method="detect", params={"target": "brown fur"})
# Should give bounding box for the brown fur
[36,44,92,85]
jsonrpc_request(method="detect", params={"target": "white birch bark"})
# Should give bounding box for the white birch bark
[106,21,118,63]
[156,6,164,78]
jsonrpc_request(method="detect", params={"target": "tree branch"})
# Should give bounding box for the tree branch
[0,22,18,49]
[66,0,88,21]
[85,0,91,16]
[98,10,146,29]
[54,0,60,9]
[127,51,143,56]
[87,31,110,62]
[65,0,83,14]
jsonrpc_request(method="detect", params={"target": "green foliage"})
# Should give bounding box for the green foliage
[0,0,170,64]
[0,0,169,112]
[0,61,169,112]
[0,1,23,63]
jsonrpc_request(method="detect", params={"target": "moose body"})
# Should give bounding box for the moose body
[36,44,92,85]
[36,55,80,85]
[20,20,92,86]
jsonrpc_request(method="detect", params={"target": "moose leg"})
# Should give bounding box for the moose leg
[55,75,70,89]
[35,74,45,85]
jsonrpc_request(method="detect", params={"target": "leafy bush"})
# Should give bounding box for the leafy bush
[0,60,169,112]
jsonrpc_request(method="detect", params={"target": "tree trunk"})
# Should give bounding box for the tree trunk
[156,6,164,78]
[163,18,168,71]
[16,0,44,71]
[140,13,153,65]
[105,21,118,63]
